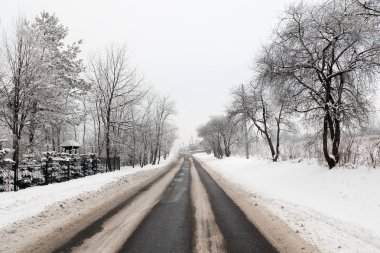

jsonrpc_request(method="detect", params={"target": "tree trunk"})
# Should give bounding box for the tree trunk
[225,146,231,157]
[222,135,231,157]
[105,108,112,172]
[273,107,283,162]
[332,118,341,164]
[52,135,56,152]
[28,101,38,153]
[323,114,336,169]
[105,129,111,171]
[132,137,136,168]
[158,147,161,164]
[241,85,250,159]
[82,118,86,154]
[152,133,160,165]
[211,143,217,158]
[244,120,249,159]
[12,134,20,191]
[257,99,277,161]
[265,133,276,161]
[273,121,280,162]
[96,103,102,156]
[57,126,61,153]
[217,138,223,159]
[74,125,77,141]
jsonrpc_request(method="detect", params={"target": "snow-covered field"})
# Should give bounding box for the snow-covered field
[0,158,173,229]
[194,153,380,253]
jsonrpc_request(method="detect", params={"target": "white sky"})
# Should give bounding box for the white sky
[1,0,332,148]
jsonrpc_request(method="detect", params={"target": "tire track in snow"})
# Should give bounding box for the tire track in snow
[193,157,278,253]
[190,157,226,253]
[51,158,183,253]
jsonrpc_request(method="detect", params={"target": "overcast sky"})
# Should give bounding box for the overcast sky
[1,0,326,147]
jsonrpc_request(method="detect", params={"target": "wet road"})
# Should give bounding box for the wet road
[119,157,193,253]
[49,155,278,253]
[193,158,278,253]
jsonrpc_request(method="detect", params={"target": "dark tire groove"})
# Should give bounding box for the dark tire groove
[193,157,278,253]
[119,156,193,253]
[52,159,179,253]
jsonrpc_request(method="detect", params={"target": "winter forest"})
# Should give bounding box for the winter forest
[0,11,177,190]
[197,0,380,169]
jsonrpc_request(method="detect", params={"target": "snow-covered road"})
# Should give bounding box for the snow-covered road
[0,154,314,253]
[0,157,178,253]
[4,152,375,253]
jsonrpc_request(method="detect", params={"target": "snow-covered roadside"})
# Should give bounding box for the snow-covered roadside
[0,157,174,229]
[194,153,380,253]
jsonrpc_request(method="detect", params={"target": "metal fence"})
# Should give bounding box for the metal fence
[0,156,120,192]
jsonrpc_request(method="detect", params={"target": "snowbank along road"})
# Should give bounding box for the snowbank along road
[7,155,315,253]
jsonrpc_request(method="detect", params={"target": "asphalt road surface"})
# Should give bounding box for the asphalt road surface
[119,157,193,253]
[50,155,278,253]
[193,158,277,253]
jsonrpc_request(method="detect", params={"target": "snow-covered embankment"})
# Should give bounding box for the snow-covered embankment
[194,153,380,253]
[0,157,174,229]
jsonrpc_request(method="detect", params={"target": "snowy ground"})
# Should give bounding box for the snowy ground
[0,157,174,229]
[194,153,380,253]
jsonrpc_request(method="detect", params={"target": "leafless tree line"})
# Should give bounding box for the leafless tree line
[83,45,177,168]
[0,12,177,177]
[198,0,380,169]
[197,115,238,159]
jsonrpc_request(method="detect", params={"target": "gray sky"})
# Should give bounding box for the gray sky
[1,0,325,147]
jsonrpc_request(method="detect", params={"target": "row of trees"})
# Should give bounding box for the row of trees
[197,115,238,159]
[0,12,177,177]
[198,0,380,169]
[86,45,176,168]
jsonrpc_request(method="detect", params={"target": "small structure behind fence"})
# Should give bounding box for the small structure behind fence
[0,155,120,192]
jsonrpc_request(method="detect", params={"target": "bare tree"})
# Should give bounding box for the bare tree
[256,0,380,168]
[355,0,380,16]
[197,121,222,159]
[228,84,250,159]
[229,81,292,161]
[88,45,145,171]
[197,115,237,158]
[160,122,177,161]
[151,96,175,165]
[216,116,238,157]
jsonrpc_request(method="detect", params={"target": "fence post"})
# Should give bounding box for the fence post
[13,164,17,191]
[45,159,48,185]
[91,155,96,174]
[91,154,96,174]
[67,160,70,181]
[44,156,52,185]
[82,157,86,177]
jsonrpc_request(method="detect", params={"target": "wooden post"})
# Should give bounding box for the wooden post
[67,160,70,181]
[13,164,17,191]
